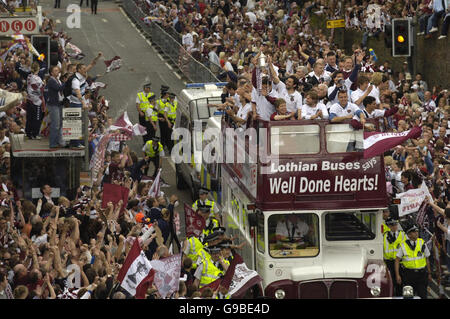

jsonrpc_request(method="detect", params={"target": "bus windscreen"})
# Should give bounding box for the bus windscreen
[324,212,376,241]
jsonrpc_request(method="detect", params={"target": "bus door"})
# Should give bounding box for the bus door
[254,210,266,276]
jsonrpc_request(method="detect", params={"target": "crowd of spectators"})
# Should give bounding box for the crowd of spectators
[0,6,187,300]
[0,5,237,299]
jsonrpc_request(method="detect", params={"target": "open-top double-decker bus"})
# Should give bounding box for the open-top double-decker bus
[219,118,392,299]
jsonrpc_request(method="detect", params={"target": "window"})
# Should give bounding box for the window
[270,125,320,155]
[190,97,222,120]
[178,113,189,130]
[325,211,376,241]
[256,212,265,253]
[268,213,319,258]
[325,124,363,153]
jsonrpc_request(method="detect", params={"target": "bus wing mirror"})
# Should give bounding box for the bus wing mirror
[388,204,399,220]
[248,212,257,227]
[210,177,219,191]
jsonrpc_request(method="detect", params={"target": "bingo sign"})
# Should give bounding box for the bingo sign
[0,17,38,35]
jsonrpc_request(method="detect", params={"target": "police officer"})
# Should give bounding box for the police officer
[136,83,155,143]
[193,245,223,289]
[157,86,169,148]
[183,236,204,270]
[142,136,164,178]
[202,227,227,247]
[383,217,406,296]
[381,209,391,235]
[208,245,230,273]
[197,204,220,243]
[164,92,177,153]
[395,224,432,299]
[193,187,219,218]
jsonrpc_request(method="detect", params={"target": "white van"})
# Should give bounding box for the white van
[174,83,226,200]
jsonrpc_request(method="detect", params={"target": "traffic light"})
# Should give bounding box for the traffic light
[392,19,411,57]
[50,40,60,67]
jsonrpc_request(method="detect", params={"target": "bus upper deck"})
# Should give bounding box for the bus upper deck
[220,117,388,212]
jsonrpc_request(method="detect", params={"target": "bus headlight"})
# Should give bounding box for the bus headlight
[274,289,286,299]
[402,286,414,298]
[370,286,381,297]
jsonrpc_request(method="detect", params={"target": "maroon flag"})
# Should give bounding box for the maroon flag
[104,56,122,73]
[102,183,129,214]
[415,200,428,228]
[117,239,155,299]
[363,126,422,159]
[184,203,205,238]
[218,253,243,291]
[199,277,222,293]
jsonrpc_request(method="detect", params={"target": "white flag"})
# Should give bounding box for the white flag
[148,168,162,198]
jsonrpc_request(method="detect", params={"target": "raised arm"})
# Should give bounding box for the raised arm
[425,196,444,216]
[86,52,103,72]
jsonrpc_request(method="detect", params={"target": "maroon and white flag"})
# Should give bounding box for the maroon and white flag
[117,239,155,299]
[110,111,147,137]
[150,253,182,298]
[89,132,113,177]
[104,56,122,73]
[148,168,162,197]
[88,81,107,91]
[65,42,85,60]
[363,126,422,159]
[184,203,205,238]
[199,253,263,298]
[225,253,262,298]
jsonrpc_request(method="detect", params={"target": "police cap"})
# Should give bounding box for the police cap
[144,83,152,88]
[205,245,221,254]
[199,187,210,195]
[168,92,176,97]
[151,136,160,142]
[385,217,398,226]
[219,240,232,249]
[212,226,226,235]
[197,204,212,213]
[405,224,419,234]
[161,85,170,92]
[204,232,220,243]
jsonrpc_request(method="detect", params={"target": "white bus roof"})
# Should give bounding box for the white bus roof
[179,86,224,102]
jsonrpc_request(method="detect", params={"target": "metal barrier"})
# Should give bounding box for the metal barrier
[122,0,220,84]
